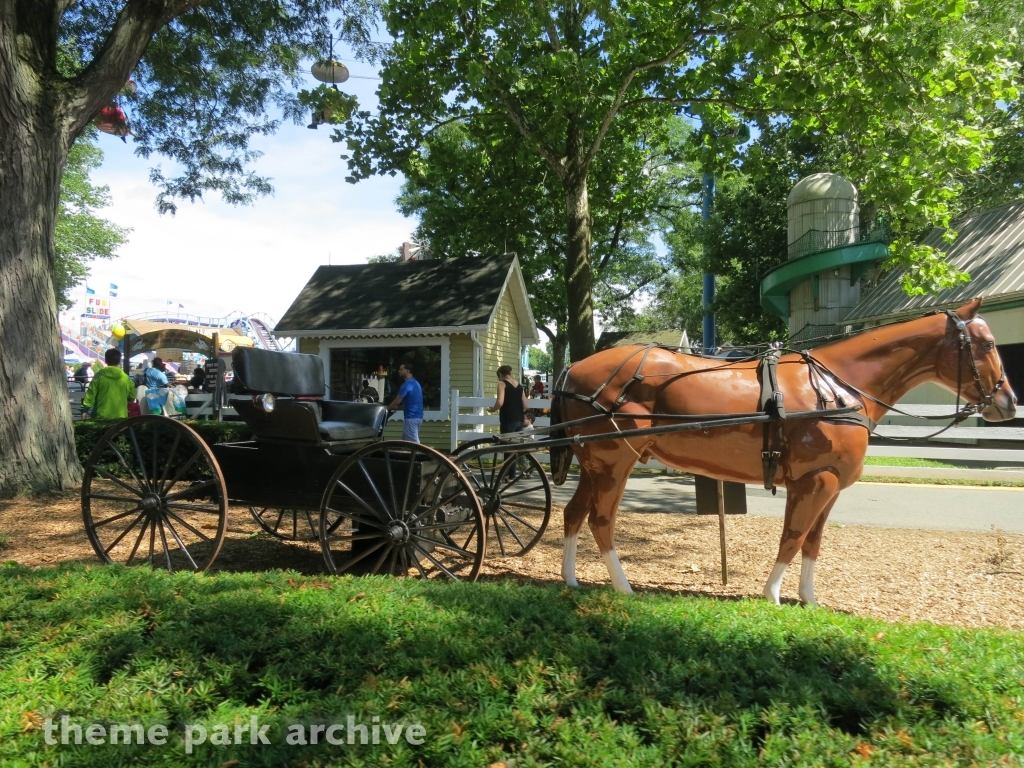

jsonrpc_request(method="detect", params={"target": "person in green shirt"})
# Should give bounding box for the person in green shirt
[82,348,137,420]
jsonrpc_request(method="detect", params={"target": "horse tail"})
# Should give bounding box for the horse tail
[548,367,574,486]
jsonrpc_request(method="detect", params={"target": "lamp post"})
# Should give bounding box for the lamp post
[701,171,716,355]
[694,122,749,355]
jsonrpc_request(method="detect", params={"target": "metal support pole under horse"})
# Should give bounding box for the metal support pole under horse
[717,480,728,585]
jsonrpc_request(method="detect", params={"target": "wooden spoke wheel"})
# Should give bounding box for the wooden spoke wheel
[81,416,228,572]
[249,506,319,541]
[453,438,551,557]
[319,441,485,581]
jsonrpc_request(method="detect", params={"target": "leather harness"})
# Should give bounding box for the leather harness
[549,312,1001,493]
[758,347,786,494]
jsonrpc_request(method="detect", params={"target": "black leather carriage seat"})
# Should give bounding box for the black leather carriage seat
[319,401,383,441]
[232,346,325,398]
[230,348,387,443]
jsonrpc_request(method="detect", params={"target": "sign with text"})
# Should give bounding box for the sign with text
[82,297,111,317]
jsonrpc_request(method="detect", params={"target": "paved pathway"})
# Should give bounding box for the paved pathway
[547,475,1024,533]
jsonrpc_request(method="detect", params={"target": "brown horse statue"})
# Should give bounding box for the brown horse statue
[548,299,1016,604]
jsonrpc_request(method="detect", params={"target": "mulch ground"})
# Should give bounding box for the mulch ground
[2,492,1023,630]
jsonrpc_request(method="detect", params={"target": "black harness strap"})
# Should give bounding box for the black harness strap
[552,344,656,413]
[612,344,658,407]
[790,310,1007,441]
[758,346,786,493]
[590,343,656,406]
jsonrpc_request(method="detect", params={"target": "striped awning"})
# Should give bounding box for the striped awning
[845,199,1024,322]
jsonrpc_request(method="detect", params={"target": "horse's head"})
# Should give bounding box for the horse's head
[936,299,1016,422]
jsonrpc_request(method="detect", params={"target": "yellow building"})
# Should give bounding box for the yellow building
[275,255,539,450]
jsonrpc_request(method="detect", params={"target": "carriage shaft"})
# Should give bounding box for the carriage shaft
[457,405,866,464]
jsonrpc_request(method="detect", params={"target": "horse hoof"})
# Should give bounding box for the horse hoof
[800,596,818,607]
[763,587,781,605]
[564,578,579,588]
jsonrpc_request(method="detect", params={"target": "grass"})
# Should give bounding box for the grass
[859,476,1024,488]
[0,532,8,551]
[861,456,971,469]
[2,566,1024,766]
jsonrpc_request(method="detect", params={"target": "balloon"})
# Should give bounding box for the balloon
[111,323,125,339]
[93,104,135,141]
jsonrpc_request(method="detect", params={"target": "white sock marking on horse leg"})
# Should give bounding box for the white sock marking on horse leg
[561,534,579,587]
[602,549,633,594]
[798,556,817,606]
[763,561,787,604]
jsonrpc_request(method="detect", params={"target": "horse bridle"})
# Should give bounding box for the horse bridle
[943,309,1005,412]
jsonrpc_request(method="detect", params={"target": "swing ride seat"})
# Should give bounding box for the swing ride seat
[229,347,388,445]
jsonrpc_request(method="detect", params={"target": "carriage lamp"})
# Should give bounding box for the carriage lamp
[256,393,276,413]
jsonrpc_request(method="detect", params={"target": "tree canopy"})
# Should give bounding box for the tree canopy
[394,117,684,376]
[0,0,377,495]
[338,0,1016,363]
[57,1,378,212]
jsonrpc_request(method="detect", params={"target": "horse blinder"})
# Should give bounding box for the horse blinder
[944,310,1004,409]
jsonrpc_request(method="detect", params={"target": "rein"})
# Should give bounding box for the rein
[795,310,1004,440]
[547,310,1004,485]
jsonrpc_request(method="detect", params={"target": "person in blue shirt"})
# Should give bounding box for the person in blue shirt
[144,357,169,388]
[141,357,170,415]
[387,363,424,443]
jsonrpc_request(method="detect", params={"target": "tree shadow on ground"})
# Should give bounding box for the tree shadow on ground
[1,564,988,766]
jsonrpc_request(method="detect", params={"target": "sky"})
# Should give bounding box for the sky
[68,57,414,326]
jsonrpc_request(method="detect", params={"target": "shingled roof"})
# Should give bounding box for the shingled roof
[276,255,537,341]
[597,330,691,351]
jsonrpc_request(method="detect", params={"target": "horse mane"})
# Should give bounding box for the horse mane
[548,366,574,486]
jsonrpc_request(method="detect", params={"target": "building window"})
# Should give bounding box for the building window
[329,345,443,411]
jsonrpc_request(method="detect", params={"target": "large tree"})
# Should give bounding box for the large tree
[0,1,375,495]
[338,0,1014,365]
[943,0,1024,213]
[395,117,679,380]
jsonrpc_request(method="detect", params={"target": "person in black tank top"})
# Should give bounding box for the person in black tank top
[488,365,530,477]
[488,364,527,433]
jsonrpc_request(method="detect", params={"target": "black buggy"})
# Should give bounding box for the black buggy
[80,347,552,580]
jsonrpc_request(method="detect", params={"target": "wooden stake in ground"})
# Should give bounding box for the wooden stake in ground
[717,480,728,585]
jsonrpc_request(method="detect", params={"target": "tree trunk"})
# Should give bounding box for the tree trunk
[563,170,595,362]
[0,68,81,495]
[551,332,569,388]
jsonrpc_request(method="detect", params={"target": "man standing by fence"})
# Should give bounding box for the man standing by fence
[82,349,136,420]
[388,363,423,443]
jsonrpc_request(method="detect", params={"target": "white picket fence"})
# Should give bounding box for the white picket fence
[449,389,553,449]
[448,391,1024,465]
[870,404,1024,462]
[447,389,673,469]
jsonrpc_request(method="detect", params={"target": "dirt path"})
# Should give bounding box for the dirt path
[2,493,1022,630]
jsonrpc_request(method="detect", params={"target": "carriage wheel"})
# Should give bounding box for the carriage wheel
[319,441,485,581]
[453,438,552,557]
[81,416,228,572]
[248,506,319,541]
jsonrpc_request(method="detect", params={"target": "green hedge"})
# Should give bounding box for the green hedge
[73,419,252,463]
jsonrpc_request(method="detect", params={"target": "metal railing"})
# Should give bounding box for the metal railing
[787,223,891,260]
